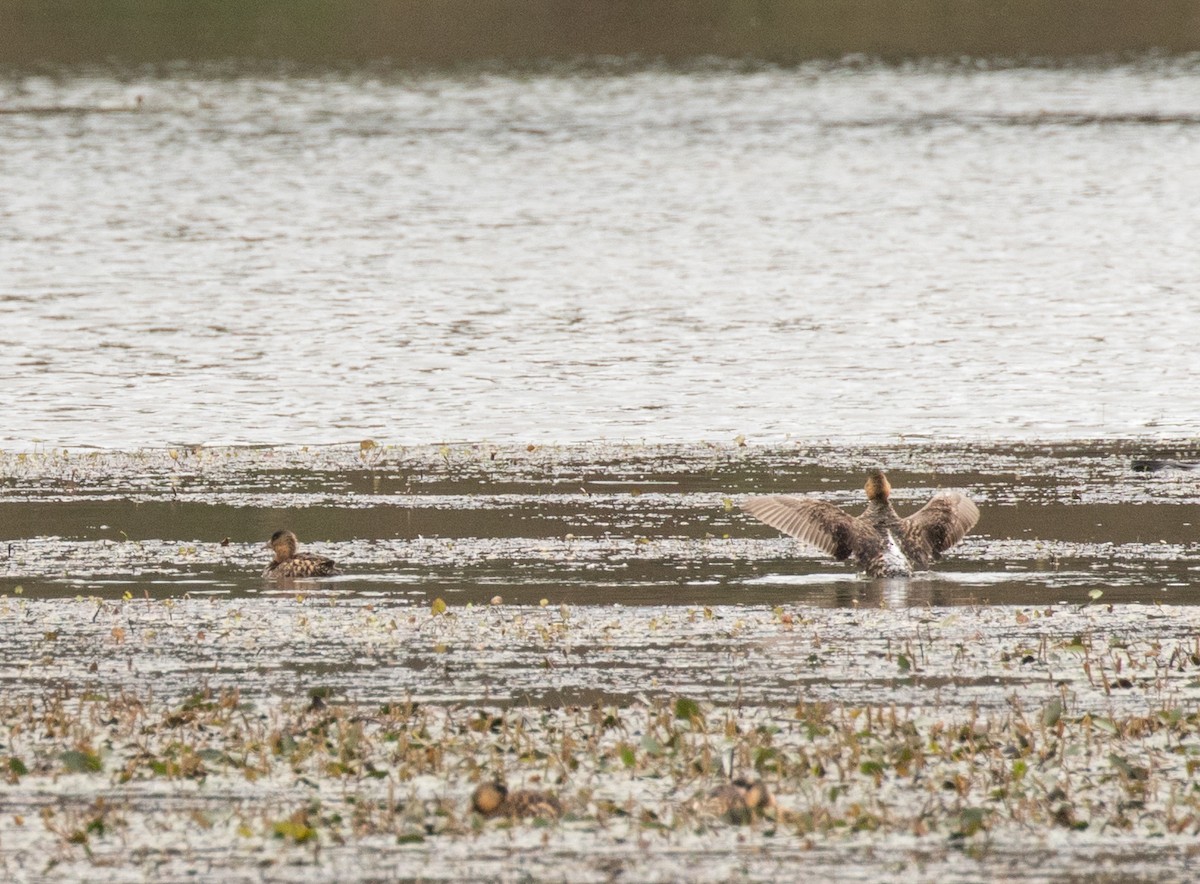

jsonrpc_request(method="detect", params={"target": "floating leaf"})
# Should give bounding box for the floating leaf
[61,749,103,774]
[431,598,447,616]
[640,735,663,756]
[272,818,316,843]
[753,746,781,773]
[1159,707,1184,726]
[1088,589,1103,600]
[956,807,988,837]
[674,697,702,723]
[1043,698,1063,727]
[859,760,885,778]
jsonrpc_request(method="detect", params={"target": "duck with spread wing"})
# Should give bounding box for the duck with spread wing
[741,470,979,578]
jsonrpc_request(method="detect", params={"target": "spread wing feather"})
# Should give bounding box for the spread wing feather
[902,493,979,558]
[740,496,863,560]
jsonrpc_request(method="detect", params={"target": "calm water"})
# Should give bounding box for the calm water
[2,60,1199,448]
[3,440,1198,607]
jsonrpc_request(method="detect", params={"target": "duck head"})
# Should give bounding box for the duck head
[267,529,299,561]
[735,778,772,811]
[471,781,508,816]
[864,470,891,502]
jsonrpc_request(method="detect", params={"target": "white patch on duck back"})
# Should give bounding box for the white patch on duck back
[876,531,913,578]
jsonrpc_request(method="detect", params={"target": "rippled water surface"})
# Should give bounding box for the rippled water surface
[2,60,1199,447]
[3,440,1198,606]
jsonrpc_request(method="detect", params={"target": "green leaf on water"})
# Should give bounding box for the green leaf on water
[431,598,447,616]
[1088,589,1103,600]
[272,818,316,843]
[8,757,28,777]
[60,749,103,774]
[1159,707,1184,726]
[674,697,702,723]
[859,760,885,778]
[897,654,911,673]
[1114,754,1147,780]
[1043,698,1063,727]
[619,745,636,768]
[957,807,988,837]
[753,746,781,771]
[640,735,663,756]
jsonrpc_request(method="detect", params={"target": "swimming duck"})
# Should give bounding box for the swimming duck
[470,781,562,819]
[741,470,979,578]
[262,530,336,579]
[707,778,774,824]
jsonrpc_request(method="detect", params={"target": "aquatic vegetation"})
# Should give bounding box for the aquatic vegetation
[0,593,1196,878]
[2,442,1200,878]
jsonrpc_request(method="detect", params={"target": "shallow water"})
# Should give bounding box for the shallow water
[2,440,1198,608]
[3,444,1200,880]
[3,60,1200,447]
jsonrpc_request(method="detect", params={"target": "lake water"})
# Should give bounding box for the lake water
[2,59,1199,449]
[3,439,1198,607]
[3,56,1200,884]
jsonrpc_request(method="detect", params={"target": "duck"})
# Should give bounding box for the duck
[741,469,979,578]
[262,530,336,579]
[706,778,774,824]
[470,781,562,820]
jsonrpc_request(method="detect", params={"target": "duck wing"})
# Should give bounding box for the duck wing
[741,496,865,560]
[901,493,979,560]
